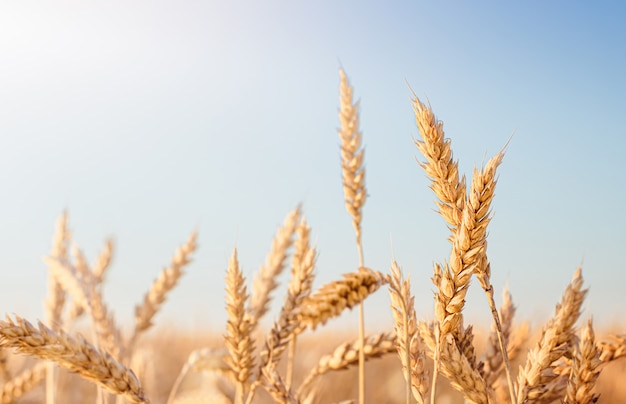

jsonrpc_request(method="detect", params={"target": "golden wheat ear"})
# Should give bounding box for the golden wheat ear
[128,230,198,355]
[224,248,255,404]
[388,260,429,404]
[517,268,588,403]
[296,332,396,399]
[297,267,385,332]
[565,319,601,404]
[0,315,150,403]
[249,206,301,324]
[0,362,47,403]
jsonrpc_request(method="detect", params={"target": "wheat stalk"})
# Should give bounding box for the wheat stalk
[0,315,149,403]
[45,212,71,404]
[483,288,515,386]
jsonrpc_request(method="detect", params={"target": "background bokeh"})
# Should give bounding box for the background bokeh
[1,1,624,333]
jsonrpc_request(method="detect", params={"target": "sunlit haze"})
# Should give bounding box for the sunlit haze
[1,1,625,333]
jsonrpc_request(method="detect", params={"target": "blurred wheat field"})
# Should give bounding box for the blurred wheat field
[1,70,625,403]
[3,329,626,403]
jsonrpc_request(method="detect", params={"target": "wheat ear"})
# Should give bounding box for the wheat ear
[45,256,122,360]
[297,267,385,331]
[224,248,255,404]
[598,334,626,362]
[338,68,368,404]
[565,319,601,404]
[388,260,428,404]
[286,218,311,390]
[297,332,396,399]
[517,268,587,403]
[437,334,493,404]
[129,230,197,353]
[247,238,316,404]
[249,206,301,324]
[66,239,114,326]
[463,146,516,403]
[0,315,149,403]
[0,361,47,403]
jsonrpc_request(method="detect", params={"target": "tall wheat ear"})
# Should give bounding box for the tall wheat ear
[0,315,149,403]
[338,68,368,404]
[412,91,515,403]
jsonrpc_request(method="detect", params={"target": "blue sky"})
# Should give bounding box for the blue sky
[1,1,625,333]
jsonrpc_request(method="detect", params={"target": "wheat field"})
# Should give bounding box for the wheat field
[1,70,625,404]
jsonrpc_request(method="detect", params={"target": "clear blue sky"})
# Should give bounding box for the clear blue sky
[1,1,625,333]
